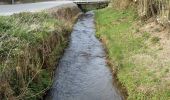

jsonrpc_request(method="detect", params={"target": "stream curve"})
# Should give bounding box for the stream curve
[50,11,122,100]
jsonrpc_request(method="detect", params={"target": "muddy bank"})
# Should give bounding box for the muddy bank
[47,11,122,100]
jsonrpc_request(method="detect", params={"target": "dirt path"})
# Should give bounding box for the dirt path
[49,11,122,100]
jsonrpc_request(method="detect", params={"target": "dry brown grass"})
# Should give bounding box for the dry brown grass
[112,0,133,9]
[129,19,170,99]
[0,6,81,100]
[95,7,170,99]
[112,0,170,26]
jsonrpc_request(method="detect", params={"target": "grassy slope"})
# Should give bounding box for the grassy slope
[95,8,170,99]
[0,12,72,100]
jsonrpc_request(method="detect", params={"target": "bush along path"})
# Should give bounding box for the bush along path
[0,6,80,100]
[49,11,123,100]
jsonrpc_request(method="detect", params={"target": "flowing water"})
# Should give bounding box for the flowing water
[49,11,122,100]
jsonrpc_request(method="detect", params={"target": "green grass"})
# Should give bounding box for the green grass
[0,12,72,100]
[95,8,170,99]
[95,8,141,65]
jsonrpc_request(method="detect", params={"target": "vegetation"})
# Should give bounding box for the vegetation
[138,0,170,25]
[0,11,74,99]
[95,7,170,99]
[112,0,170,26]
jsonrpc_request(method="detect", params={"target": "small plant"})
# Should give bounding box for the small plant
[151,36,160,44]
[142,32,150,40]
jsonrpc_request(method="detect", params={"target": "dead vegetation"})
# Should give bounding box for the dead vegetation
[0,6,81,100]
[112,0,170,26]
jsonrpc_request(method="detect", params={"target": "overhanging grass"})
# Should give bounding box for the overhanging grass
[95,8,170,99]
[0,12,72,100]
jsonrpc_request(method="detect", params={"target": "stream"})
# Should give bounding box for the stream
[49,11,123,100]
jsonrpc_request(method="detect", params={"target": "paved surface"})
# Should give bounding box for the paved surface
[0,0,109,15]
[0,1,73,15]
[50,11,122,100]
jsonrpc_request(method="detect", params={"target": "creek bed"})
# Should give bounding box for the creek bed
[49,11,122,100]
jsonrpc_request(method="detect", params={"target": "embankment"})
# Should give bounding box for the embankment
[95,7,170,100]
[0,4,81,100]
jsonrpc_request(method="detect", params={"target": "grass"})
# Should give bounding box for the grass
[151,36,160,44]
[95,7,170,99]
[0,12,73,100]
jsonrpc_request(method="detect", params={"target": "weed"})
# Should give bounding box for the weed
[151,36,160,44]
[142,32,150,40]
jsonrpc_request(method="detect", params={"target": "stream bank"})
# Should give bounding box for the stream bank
[48,11,123,100]
[0,4,81,100]
[95,7,170,99]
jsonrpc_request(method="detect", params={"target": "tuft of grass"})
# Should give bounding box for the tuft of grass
[95,8,170,99]
[151,36,160,44]
[142,32,150,40]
